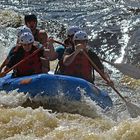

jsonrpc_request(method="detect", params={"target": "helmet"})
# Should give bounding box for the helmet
[24,14,37,24]
[17,25,32,38]
[67,26,81,36]
[73,31,88,41]
[19,32,34,44]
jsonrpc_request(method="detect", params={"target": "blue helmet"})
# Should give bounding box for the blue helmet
[17,25,32,38]
[73,31,88,41]
[67,26,81,36]
[19,32,34,44]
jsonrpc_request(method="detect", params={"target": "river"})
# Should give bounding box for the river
[0,0,140,140]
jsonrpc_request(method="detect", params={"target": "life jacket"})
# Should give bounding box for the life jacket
[64,52,93,82]
[13,46,43,77]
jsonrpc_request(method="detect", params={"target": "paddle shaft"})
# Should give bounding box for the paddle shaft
[54,40,68,48]
[83,50,127,103]
[101,59,114,65]
[0,47,43,76]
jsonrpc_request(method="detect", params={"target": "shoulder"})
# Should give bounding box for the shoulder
[9,45,22,55]
[7,46,16,59]
[87,47,102,62]
[87,47,104,69]
[87,47,98,57]
[9,46,16,53]
[55,46,65,53]
[8,46,24,61]
[55,46,65,60]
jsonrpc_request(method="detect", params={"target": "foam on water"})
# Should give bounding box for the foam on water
[0,90,28,107]
[0,88,101,118]
[0,105,139,140]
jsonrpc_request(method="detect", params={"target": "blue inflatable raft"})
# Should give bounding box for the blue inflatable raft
[0,73,113,109]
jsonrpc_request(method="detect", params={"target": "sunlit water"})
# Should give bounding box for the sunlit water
[0,0,140,139]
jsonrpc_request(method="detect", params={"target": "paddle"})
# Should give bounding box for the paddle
[53,40,67,48]
[82,50,140,118]
[102,59,140,79]
[0,47,43,77]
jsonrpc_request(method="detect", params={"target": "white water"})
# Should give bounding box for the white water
[0,0,140,139]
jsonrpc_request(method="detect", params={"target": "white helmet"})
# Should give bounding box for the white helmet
[17,25,32,38]
[73,31,88,41]
[67,26,81,36]
[19,32,34,44]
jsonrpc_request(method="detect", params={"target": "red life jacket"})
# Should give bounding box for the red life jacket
[15,47,42,76]
[64,52,93,82]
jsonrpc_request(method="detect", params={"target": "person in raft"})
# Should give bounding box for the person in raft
[3,32,56,77]
[63,30,113,85]
[55,26,82,74]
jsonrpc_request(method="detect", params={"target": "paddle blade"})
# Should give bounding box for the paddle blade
[102,59,140,79]
[111,63,140,79]
[105,60,140,79]
[126,102,140,118]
